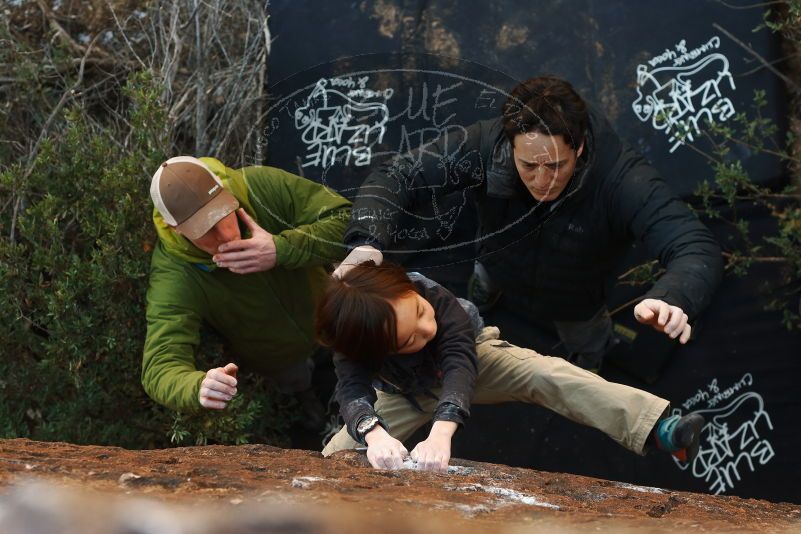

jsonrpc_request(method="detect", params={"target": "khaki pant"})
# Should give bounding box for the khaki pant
[322,327,668,457]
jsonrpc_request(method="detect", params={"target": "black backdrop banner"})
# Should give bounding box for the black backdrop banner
[262,0,800,503]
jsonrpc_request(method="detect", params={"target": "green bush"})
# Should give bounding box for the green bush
[0,72,165,447]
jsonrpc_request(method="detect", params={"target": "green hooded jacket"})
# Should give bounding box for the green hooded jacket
[142,158,351,412]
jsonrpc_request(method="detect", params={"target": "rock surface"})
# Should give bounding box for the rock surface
[0,438,799,533]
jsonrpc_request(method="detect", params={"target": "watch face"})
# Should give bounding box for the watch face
[357,416,378,434]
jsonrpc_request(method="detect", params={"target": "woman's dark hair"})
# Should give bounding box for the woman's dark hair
[501,76,588,150]
[315,261,417,369]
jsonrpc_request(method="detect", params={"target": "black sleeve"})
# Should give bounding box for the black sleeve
[344,120,487,250]
[609,151,724,320]
[423,284,479,426]
[333,353,382,445]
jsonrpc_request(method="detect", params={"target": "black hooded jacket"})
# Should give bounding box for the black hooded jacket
[344,107,723,322]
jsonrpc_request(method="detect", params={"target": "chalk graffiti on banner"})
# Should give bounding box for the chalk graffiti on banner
[632,36,737,153]
[294,76,391,168]
[292,74,486,242]
[675,373,775,495]
[263,56,518,256]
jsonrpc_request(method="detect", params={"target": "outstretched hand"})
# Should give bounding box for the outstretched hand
[213,209,277,274]
[199,362,238,410]
[634,298,692,344]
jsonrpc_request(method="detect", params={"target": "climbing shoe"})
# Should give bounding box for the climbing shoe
[653,413,705,464]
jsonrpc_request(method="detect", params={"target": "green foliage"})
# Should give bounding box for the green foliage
[170,383,299,447]
[691,88,801,330]
[720,0,801,329]
[167,330,299,447]
[756,0,801,34]
[0,72,168,447]
[616,260,665,287]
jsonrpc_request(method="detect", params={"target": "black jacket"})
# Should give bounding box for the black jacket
[335,276,481,444]
[344,107,723,321]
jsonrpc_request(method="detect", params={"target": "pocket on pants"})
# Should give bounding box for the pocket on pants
[481,339,536,361]
[474,326,500,343]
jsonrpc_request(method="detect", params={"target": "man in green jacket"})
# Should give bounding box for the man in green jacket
[142,156,351,423]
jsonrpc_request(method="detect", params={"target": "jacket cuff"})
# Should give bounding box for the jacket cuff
[272,234,289,267]
[432,401,468,426]
[342,397,385,445]
[343,231,384,251]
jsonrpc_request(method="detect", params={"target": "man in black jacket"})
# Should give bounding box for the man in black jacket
[335,76,723,369]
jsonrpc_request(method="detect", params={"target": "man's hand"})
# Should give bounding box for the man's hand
[410,420,457,473]
[213,209,277,274]
[332,245,383,279]
[199,362,238,410]
[634,299,691,344]
[364,425,408,469]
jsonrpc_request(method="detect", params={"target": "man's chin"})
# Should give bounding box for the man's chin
[529,190,556,202]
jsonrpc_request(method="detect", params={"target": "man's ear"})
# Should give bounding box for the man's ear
[576,141,585,159]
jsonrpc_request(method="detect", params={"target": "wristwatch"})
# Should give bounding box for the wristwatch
[356,415,381,438]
